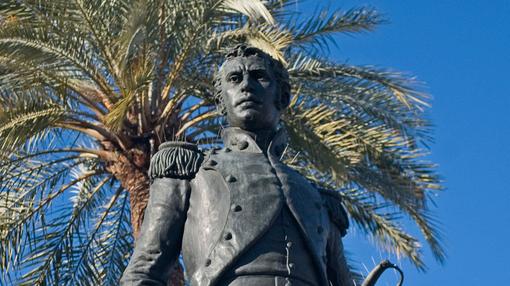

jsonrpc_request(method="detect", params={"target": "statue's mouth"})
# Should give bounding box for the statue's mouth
[236,97,262,109]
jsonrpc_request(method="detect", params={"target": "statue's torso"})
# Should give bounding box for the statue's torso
[182,144,330,286]
[120,127,352,286]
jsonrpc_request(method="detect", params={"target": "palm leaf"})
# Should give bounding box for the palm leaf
[16,168,109,286]
[291,7,384,53]
[221,0,276,25]
[0,94,68,154]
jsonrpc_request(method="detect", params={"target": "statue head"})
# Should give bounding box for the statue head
[214,45,290,132]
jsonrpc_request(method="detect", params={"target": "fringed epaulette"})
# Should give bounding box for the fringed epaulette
[319,189,349,237]
[149,141,204,181]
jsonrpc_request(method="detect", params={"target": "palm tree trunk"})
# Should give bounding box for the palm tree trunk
[106,154,149,238]
[108,154,185,286]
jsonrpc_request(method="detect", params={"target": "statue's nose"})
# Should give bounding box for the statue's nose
[240,76,250,91]
[240,75,254,92]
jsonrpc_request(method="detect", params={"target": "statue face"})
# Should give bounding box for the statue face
[221,55,281,132]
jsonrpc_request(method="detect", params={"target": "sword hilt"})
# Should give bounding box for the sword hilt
[361,260,404,286]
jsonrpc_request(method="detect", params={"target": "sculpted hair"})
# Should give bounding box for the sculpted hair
[214,44,291,115]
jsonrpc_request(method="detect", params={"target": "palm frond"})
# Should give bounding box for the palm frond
[0,158,104,284]
[207,27,249,51]
[68,0,123,85]
[221,0,275,25]
[208,23,293,64]
[246,24,293,63]
[284,100,356,183]
[103,97,132,133]
[0,94,67,154]
[289,55,428,110]
[0,21,113,101]
[15,168,110,286]
[283,94,444,263]
[340,189,425,269]
[291,7,384,53]
[113,0,160,78]
[94,188,133,285]
[58,175,114,286]
[407,206,445,264]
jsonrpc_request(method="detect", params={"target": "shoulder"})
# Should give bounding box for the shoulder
[149,141,204,181]
[318,188,350,237]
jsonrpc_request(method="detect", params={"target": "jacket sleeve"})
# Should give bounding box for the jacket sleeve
[120,142,203,286]
[326,225,354,286]
[321,189,354,286]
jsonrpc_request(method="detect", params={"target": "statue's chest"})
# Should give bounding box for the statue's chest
[196,152,285,221]
[193,152,326,228]
[186,152,330,285]
[214,152,283,197]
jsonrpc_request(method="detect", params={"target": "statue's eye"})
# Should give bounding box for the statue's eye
[229,74,242,83]
[252,70,269,81]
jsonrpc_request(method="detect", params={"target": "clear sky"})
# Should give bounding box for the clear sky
[298,1,510,285]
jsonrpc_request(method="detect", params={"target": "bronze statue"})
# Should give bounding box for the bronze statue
[120,45,354,286]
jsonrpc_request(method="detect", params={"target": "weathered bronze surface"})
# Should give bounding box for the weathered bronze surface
[120,45,353,286]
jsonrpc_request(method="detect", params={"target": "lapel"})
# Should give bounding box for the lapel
[269,154,330,285]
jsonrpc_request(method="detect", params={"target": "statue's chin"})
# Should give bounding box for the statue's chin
[227,108,280,132]
[232,120,278,134]
[229,110,257,127]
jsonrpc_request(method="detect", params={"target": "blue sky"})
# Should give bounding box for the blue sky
[297,1,510,285]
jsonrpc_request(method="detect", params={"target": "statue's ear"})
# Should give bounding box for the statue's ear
[278,87,291,111]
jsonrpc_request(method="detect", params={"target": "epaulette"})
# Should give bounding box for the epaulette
[149,141,204,181]
[319,189,349,237]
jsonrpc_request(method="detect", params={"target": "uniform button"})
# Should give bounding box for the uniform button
[224,232,233,240]
[286,241,293,248]
[288,263,295,269]
[238,140,249,150]
[231,205,242,212]
[205,259,212,266]
[317,226,324,234]
[225,175,236,182]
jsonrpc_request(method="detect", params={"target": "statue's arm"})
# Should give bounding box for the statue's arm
[120,177,191,286]
[321,189,354,286]
[120,142,203,286]
[326,225,354,286]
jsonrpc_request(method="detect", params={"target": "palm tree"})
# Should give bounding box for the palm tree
[0,0,443,285]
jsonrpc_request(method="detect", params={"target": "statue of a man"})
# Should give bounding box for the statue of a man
[121,45,353,286]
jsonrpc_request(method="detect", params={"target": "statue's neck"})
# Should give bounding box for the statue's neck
[251,129,277,153]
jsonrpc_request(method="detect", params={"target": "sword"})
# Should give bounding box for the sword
[361,260,404,286]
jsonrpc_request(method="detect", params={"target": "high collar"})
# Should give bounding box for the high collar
[221,127,288,158]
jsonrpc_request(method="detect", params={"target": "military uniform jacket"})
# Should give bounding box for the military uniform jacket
[120,128,352,286]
